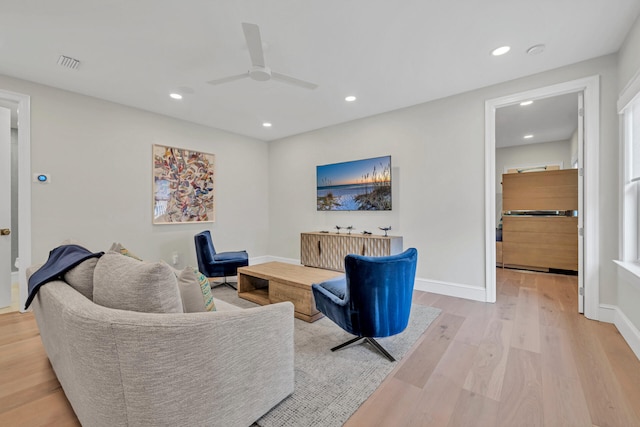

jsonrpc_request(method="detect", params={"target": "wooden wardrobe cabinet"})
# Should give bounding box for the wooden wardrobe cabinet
[501,169,578,272]
[502,216,578,271]
[300,232,403,272]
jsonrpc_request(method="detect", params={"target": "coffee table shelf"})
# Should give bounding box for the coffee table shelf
[239,288,270,306]
[237,262,343,322]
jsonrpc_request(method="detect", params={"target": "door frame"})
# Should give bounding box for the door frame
[0,89,31,312]
[484,75,600,320]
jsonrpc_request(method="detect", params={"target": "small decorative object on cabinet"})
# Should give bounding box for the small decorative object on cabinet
[379,226,391,237]
[300,232,403,272]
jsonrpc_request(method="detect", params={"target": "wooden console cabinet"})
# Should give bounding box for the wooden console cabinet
[300,232,403,272]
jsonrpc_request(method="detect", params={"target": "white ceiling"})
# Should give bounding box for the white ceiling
[496,92,579,148]
[0,1,638,141]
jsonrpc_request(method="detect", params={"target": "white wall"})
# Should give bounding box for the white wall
[0,74,270,269]
[495,139,572,192]
[268,54,619,301]
[618,14,640,93]
[494,139,572,221]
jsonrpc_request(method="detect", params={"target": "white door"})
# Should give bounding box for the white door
[577,93,585,313]
[0,107,11,308]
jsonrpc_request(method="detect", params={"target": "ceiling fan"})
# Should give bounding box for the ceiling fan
[207,23,318,90]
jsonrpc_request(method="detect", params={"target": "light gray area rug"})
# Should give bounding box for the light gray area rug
[211,284,441,427]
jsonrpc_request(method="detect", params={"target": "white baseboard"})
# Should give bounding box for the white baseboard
[414,278,487,302]
[598,304,616,323]
[248,255,274,265]
[600,304,640,361]
[251,255,300,265]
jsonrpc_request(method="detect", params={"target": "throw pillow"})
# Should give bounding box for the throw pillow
[58,239,98,300]
[93,251,183,313]
[60,238,90,248]
[109,242,143,261]
[64,257,99,300]
[176,267,216,312]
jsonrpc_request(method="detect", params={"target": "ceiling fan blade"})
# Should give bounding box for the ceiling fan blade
[271,71,318,90]
[206,73,248,86]
[242,22,265,68]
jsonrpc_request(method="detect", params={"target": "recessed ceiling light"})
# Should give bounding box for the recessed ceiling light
[520,100,533,106]
[524,134,534,139]
[491,46,511,56]
[345,95,357,102]
[262,122,272,128]
[169,93,182,100]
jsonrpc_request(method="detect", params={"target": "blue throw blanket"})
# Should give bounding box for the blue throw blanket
[25,244,104,310]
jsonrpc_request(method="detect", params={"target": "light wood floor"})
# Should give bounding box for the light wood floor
[347,268,640,427]
[1,268,639,426]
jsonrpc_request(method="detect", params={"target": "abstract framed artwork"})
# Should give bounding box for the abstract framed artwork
[152,144,215,224]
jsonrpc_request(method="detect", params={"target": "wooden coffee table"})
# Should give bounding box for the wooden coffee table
[237,262,343,322]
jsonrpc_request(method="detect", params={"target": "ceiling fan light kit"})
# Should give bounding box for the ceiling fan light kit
[207,23,318,90]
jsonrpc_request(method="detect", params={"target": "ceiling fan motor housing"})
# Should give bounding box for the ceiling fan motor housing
[249,66,271,81]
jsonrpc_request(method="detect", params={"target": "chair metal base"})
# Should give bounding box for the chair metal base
[211,277,237,290]
[331,336,396,362]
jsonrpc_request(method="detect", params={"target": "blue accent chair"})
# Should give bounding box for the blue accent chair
[194,230,249,289]
[312,248,418,361]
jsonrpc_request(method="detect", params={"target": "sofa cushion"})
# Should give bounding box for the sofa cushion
[212,299,242,312]
[109,242,143,261]
[64,257,99,300]
[93,251,183,313]
[177,267,216,312]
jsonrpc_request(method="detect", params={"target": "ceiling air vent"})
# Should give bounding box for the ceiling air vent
[57,55,80,70]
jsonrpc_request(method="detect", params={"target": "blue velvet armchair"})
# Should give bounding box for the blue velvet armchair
[312,248,418,361]
[194,230,249,289]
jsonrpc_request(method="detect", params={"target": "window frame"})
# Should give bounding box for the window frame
[619,80,640,264]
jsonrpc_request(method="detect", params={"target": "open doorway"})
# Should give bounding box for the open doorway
[484,76,600,320]
[0,102,19,313]
[495,93,581,306]
[0,89,32,313]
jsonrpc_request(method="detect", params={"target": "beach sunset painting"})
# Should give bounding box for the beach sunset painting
[317,155,392,211]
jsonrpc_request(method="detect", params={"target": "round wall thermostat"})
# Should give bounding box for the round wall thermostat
[33,173,51,184]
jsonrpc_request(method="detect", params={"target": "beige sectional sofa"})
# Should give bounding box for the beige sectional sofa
[29,251,295,427]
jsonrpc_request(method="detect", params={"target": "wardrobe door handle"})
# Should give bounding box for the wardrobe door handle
[318,240,322,255]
